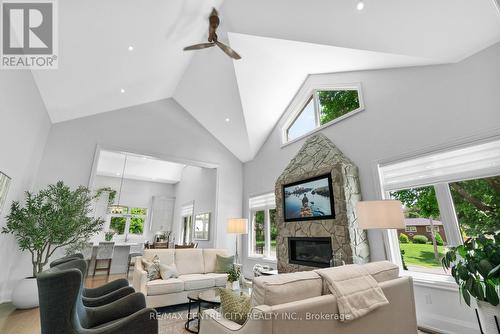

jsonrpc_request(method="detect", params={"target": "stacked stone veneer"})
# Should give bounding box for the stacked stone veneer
[275,134,370,273]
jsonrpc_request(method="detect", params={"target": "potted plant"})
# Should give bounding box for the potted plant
[1,181,104,309]
[95,187,117,207]
[226,265,241,290]
[442,232,499,334]
[104,230,115,241]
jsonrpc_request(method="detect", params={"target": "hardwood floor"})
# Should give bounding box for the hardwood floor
[0,273,128,334]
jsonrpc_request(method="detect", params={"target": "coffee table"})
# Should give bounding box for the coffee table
[184,287,251,333]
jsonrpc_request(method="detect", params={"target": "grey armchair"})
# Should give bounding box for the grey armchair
[37,259,158,334]
[50,253,84,267]
[50,254,133,307]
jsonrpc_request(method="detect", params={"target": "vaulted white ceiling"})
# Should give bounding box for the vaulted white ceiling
[29,0,500,161]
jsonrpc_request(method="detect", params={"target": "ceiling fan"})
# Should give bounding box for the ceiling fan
[183,8,241,60]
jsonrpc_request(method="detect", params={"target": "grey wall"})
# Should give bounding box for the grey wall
[93,175,176,209]
[242,43,500,334]
[0,71,52,302]
[35,98,243,255]
[93,175,176,241]
[173,166,217,248]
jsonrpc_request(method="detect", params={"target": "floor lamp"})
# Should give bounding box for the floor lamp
[355,200,405,261]
[227,218,248,265]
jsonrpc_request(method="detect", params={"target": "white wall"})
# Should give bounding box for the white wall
[242,43,500,333]
[172,166,217,248]
[93,175,176,241]
[35,98,243,256]
[0,71,52,303]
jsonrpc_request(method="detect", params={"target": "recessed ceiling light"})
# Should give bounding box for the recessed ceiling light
[356,1,365,10]
[120,88,125,93]
[116,172,121,176]
[225,118,230,122]
[128,46,134,51]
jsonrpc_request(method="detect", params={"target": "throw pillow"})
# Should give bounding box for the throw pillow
[143,255,161,281]
[160,263,179,279]
[218,288,251,325]
[215,254,234,273]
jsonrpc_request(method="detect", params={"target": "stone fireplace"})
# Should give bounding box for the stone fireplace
[275,134,370,272]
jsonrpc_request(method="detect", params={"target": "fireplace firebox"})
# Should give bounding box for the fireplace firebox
[288,237,332,268]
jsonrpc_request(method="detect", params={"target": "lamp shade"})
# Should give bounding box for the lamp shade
[356,200,405,229]
[227,218,248,234]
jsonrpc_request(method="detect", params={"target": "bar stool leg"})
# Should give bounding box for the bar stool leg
[106,259,112,277]
[126,254,132,278]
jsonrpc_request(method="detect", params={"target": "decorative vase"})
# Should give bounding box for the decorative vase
[226,281,240,291]
[476,301,500,334]
[12,277,39,309]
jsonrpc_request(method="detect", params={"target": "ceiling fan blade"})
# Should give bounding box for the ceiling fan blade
[214,40,241,60]
[183,43,215,51]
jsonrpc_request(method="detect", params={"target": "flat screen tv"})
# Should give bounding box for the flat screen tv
[282,174,335,222]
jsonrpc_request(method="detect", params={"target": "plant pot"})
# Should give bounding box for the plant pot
[477,300,500,334]
[12,277,39,309]
[226,281,240,291]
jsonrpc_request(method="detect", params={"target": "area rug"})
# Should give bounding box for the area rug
[155,304,433,334]
[157,304,191,334]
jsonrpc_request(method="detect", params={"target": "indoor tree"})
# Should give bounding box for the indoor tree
[2,181,104,276]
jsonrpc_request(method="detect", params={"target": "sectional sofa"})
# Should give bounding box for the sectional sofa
[201,261,418,334]
[132,248,229,308]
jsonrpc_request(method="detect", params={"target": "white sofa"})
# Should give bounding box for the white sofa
[201,261,418,334]
[133,248,229,308]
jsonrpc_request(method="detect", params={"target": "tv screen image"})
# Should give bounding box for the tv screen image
[282,174,335,222]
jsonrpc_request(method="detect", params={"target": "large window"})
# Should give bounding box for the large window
[379,139,500,277]
[391,186,449,275]
[284,86,363,143]
[109,206,147,238]
[249,193,277,259]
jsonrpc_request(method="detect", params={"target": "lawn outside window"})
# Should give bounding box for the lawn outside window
[378,138,500,279]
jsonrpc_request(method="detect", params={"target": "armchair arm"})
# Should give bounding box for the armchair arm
[200,307,272,334]
[83,286,135,307]
[83,278,130,298]
[77,307,158,334]
[85,292,147,328]
[132,257,147,295]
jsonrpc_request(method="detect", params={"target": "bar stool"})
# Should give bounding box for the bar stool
[93,241,114,277]
[127,243,144,277]
[81,243,94,277]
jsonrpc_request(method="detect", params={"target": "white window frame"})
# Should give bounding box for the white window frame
[405,226,417,233]
[109,207,148,239]
[374,136,500,285]
[282,82,365,145]
[425,226,440,233]
[248,193,276,260]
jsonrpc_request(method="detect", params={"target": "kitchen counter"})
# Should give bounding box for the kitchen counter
[89,242,141,275]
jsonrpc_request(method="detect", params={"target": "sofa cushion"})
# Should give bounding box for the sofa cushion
[206,273,228,286]
[160,263,179,279]
[363,261,399,283]
[143,249,175,266]
[178,274,215,290]
[214,255,234,273]
[203,249,228,273]
[175,249,204,275]
[219,288,251,325]
[251,271,322,307]
[146,278,184,296]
